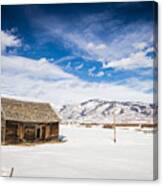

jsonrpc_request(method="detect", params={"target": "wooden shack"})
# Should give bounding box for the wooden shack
[1,97,60,145]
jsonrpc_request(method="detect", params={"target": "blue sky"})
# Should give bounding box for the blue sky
[1,2,157,105]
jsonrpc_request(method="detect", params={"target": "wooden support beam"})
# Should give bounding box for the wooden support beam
[1,119,6,144]
[19,124,24,141]
[2,126,6,144]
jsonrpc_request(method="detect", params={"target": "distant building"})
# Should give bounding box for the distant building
[1,97,60,145]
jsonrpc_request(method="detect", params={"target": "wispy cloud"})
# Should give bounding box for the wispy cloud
[1,30,22,53]
[116,77,153,93]
[1,3,156,105]
[88,66,96,76]
[31,9,154,69]
[133,42,147,50]
[86,42,108,51]
[103,50,153,70]
[75,64,84,70]
[1,55,153,105]
[96,71,105,77]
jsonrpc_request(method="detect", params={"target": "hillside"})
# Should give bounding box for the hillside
[59,99,157,124]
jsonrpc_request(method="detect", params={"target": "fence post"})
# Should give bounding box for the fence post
[113,110,116,143]
[9,167,14,177]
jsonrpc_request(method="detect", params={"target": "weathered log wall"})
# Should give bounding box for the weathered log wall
[5,122,18,144]
[2,121,59,145]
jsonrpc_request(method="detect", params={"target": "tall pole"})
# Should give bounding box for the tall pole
[113,109,116,143]
[9,167,14,177]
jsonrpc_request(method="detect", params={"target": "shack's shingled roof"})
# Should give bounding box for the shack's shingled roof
[1,97,60,123]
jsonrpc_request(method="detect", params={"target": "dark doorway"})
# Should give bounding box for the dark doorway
[24,126,35,141]
[42,126,46,140]
[36,128,40,139]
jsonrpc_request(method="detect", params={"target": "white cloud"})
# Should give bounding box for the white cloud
[145,47,155,54]
[133,42,147,50]
[75,64,84,70]
[88,67,104,77]
[1,30,22,52]
[1,55,153,106]
[87,42,95,50]
[116,78,153,93]
[34,14,153,69]
[87,42,107,51]
[88,66,96,76]
[55,56,75,64]
[95,71,105,77]
[103,51,153,70]
[2,55,74,80]
[96,44,107,50]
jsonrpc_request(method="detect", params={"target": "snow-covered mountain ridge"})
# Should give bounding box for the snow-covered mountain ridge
[59,99,157,124]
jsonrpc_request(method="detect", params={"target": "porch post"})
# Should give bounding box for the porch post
[20,124,24,141]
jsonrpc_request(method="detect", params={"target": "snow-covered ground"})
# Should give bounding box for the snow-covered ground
[1,125,156,180]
